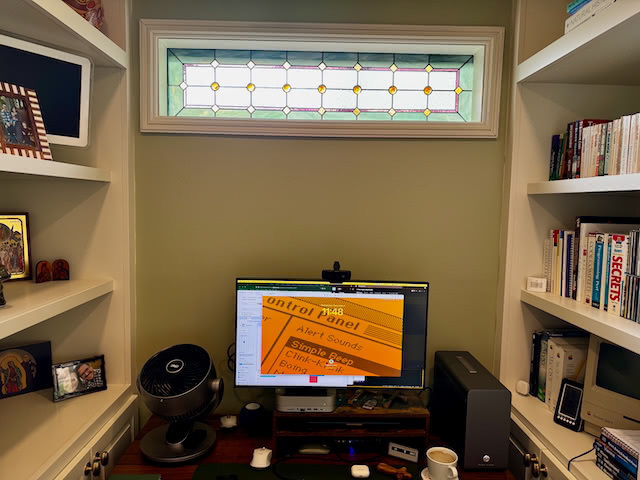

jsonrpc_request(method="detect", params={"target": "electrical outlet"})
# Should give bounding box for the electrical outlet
[387,442,419,463]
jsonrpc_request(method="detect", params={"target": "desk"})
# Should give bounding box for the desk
[112,416,516,480]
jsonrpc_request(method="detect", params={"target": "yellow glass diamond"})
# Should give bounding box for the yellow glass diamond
[353,108,361,116]
[318,84,327,94]
[389,108,396,116]
[211,82,220,91]
[388,86,397,95]
[455,86,463,94]
[424,86,433,95]
[283,84,291,92]
[247,83,256,92]
[354,63,362,71]
[425,65,433,72]
[390,64,398,72]
[424,108,431,117]
[318,107,326,115]
[353,85,362,94]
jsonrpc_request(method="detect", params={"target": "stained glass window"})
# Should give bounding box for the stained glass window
[167,49,474,122]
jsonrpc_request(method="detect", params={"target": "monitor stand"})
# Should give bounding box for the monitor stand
[275,388,337,413]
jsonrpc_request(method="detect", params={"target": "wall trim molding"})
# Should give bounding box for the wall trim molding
[140,19,504,138]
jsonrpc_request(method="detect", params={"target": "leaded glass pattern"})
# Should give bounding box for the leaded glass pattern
[167,49,474,122]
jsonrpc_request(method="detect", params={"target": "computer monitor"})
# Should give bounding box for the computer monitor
[235,279,428,389]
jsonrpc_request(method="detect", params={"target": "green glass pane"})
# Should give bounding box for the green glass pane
[357,112,392,121]
[358,53,393,68]
[252,110,287,119]
[216,109,251,118]
[169,48,215,64]
[288,51,323,66]
[392,112,427,122]
[252,50,286,65]
[323,52,357,67]
[458,91,473,122]
[168,51,184,86]
[459,59,474,90]
[395,54,429,69]
[322,111,355,120]
[216,50,251,65]
[287,111,322,120]
[428,112,465,122]
[177,108,215,117]
[168,86,184,116]
[429,54,471,69]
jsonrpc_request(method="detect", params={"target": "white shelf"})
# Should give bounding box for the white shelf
[0,279,113,340]
[516,1,640,84]
[0,0,127,68]
[511,392,606,480]
[521,290,640,354]
[0,153,110,182]
[528,173,640,194]
[0,385,130,479]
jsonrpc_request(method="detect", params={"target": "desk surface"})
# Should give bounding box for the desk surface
[113,416,516,480]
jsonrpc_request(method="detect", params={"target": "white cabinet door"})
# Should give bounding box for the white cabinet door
[53,447,92,480]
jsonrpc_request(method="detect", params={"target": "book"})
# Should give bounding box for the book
[585,232,598,305]
[595,438,639,476]
[549,134,561,180]
[567,0,592,14]
[621,115,632,175]
[565,0,617,33]
[601,433,639,468]
[573,217,640,303]
[592,233,607,309]
[608,234,628,315]
[529,330,543,396]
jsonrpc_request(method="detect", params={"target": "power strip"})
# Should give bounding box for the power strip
[387,442,419,463]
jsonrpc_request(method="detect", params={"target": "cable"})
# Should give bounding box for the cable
[226,342,236,372]
[567,446,595,472]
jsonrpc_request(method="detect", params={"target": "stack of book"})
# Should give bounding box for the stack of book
[543,217,640,323]
[548,113,640,181]
[529,329,588,410]
[565,0,617,33]
[594,428,639,480]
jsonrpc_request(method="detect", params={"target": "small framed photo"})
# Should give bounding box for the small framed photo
[0,82,52,160]
[0,213,31,280]
[52,355,107,402]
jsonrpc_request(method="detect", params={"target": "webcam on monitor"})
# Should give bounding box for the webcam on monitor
[321,261,351,283]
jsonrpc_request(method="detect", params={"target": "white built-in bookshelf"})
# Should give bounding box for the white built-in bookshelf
[498,1,640,480]
[0,1,135,478]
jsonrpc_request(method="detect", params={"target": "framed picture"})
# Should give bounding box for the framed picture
[52,355,107,402]
[0,213,31,280]
[0,82,52,160]
[0,342,53,400]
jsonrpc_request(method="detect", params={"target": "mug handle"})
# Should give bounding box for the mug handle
[447,466,459,479]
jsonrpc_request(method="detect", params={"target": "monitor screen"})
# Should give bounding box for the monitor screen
[235,279,428,388]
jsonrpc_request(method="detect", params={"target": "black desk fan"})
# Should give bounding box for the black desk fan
[137,344,224,463]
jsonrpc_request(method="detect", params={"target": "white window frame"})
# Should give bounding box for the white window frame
[140,20,504,138]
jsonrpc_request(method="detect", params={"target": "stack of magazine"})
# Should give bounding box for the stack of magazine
[594,428,639,480]
[565,0,617,33]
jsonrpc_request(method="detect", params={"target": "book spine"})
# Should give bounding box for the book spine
[568,232,576,298]
[597,454,636,480]
[608,235,628,316]
[621,115,632,175]
[544,236,552,292]
[565,123,575,179]
[573,217,582,300]
[596,440,639,476]
[529,331,542,396]
[630,113,639,175]
[604,121,613,175]
[537,336,548,402]
[593,233,605,309]
[549,134,560,180]
[632,113,640,174]
[610,119,620,175]
[601,433,640,468]
[545,339,556,409]
[562,230,568,297]
[565,0,617,33]
[599,123,608,176]
[604,235,612,311]
[585,233,597,305]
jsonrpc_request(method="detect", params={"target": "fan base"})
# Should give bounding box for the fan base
[140,422,217,464]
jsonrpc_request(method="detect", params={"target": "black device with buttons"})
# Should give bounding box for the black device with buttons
[553,378,584,431]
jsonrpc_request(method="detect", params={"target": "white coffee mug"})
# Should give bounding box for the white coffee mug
[425,447,459,480]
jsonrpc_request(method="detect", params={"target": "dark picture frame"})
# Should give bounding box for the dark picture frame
[0,213,32,280]
[0,342,53,400]
[52,355,107,402]
[0,82,52,160]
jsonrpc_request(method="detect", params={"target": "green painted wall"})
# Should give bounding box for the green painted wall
[132,0,513,417]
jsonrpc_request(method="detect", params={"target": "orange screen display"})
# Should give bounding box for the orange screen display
[261,295,404,377]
